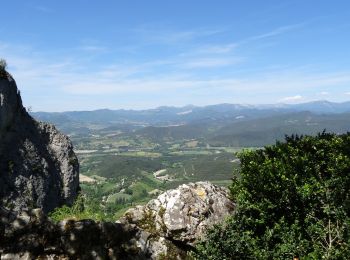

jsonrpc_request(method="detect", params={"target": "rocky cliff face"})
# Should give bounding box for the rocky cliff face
[0,72,79,213]
[0,182,234,259]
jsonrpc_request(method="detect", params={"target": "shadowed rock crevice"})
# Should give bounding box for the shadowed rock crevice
[0,207,145,259]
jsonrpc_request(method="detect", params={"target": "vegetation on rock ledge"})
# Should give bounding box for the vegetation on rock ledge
[195,132,350,259]
[48,194,121,222]
[0,58,8,78]
[0,58,7,70]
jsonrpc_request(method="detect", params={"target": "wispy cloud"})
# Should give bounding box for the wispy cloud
[176,42,241,69]
[243,23,305,43]
[134,27,225,45]
[189,43,237,55]
[179,57,242,69]
[2,34,350,111]
[60,69,350,97]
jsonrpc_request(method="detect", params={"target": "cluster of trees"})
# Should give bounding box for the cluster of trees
[195,132,350,259]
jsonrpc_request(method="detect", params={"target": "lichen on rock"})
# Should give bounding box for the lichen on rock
[120,181,235,259]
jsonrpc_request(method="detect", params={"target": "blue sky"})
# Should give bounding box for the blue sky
[1,0,350,111]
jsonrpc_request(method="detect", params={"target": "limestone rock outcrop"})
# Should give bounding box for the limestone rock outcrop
[0,182,234,259]
[0,71,79,213]
[120,181,235,259]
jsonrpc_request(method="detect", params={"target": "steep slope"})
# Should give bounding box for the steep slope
[0,71,79,213]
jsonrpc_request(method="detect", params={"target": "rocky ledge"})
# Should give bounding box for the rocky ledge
[0,182,235,259]
[120,181,235,258]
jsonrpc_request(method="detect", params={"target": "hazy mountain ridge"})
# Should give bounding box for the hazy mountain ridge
[32,101,350,147]
[32,100,350,126]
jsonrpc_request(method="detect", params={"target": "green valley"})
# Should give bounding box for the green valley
[72,132,240,219]
[34,103,350,220]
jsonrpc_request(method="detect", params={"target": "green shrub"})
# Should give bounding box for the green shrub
[49,194,106,222]
[194,132,350,259]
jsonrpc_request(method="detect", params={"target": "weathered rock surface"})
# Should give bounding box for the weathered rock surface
[0,182,234,259]
[120,181,235,259]
[0,72,79,213]
[0,206,144,260]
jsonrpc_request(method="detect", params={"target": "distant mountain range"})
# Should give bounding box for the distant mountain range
[33,100,350,126]
[31,101,350,147]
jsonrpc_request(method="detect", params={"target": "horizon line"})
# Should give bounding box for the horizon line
[31,99,350,113]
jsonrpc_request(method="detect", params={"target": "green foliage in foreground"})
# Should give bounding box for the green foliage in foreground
[194,132,350,259]
[48,194,126,222]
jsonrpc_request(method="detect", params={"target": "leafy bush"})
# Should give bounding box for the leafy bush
[194,132,350,259]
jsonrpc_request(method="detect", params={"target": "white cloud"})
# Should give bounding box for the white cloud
[345,92,350,95]
[279,95,303,103]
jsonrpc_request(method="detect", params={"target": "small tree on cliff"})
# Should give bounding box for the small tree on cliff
[0,59,7,71]
[195,132,350,259]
